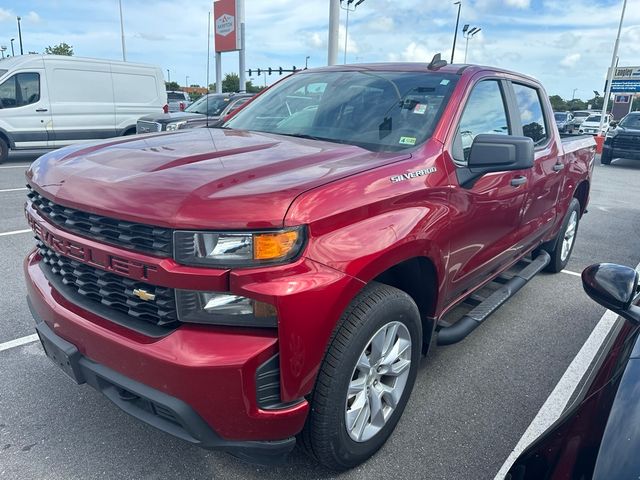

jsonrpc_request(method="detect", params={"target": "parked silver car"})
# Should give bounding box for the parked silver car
[166,91,191,112]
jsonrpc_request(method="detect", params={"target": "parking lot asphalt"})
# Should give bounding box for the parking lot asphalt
[1,151,639,480]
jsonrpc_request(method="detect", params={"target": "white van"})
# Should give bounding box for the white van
[0,55,167,162]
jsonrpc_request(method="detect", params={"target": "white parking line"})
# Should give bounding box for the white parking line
[494,260,640,479]
[0,187,27,193]
[561,269,582,277]
[0,229,32,237]
[0,334,39,353]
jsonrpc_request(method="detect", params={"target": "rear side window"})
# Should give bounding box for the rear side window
[453,80,510,164]
[512,83,548,146]
[0,73,40,108]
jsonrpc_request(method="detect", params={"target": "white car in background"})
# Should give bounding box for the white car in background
[579,113,612,135]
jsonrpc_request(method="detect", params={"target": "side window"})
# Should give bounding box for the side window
[512,83,548,146]
[453,80,510,164]
[0,73,40,108]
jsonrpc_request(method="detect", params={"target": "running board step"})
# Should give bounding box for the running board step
[436,251,551,346]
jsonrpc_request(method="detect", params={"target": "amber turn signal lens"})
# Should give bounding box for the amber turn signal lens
[254,230,300,261]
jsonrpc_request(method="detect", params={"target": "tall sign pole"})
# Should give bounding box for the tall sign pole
[118,0,126,61]
[599,0,627,134]
[214,0,242,93]
[328,0,340,65]
[238,0,246,93]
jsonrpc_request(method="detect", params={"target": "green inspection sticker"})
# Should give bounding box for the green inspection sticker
[399,136,417,145]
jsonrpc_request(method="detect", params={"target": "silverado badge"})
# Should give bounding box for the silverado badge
[390,167,437,183]
[133,288,156,301]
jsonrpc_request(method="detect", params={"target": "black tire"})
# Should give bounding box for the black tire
[601,150,612,165]
[300,282,422,470]
[543,198,581,273]
[0,137,8,164]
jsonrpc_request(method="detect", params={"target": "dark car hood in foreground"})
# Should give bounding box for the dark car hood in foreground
[27,128,409,229]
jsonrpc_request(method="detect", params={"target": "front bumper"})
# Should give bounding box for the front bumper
[31,305,295,463]
[25,251,309,453]
[603,142,640,160]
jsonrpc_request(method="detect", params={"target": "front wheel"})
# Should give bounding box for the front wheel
[544,198,581,273]
[300,283,422,470]
[601,150,613,165]
[0,137,8,163]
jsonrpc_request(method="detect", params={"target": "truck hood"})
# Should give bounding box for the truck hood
[27,128,409,229]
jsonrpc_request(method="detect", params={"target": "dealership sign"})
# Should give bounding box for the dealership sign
[611,66,640,93]
[214,0,242,52]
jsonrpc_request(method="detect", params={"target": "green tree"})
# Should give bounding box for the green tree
[165,81,181,91]
[584,96,604,110]
[549,95,567,111]
[222,73,240,92]
[566,99,587,111]
[44,42,73,56]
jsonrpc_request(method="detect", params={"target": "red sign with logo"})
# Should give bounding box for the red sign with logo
[214,0,241,52]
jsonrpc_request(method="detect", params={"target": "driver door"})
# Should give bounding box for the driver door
[0,68,52,148]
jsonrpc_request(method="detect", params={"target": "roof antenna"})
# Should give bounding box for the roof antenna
[428,53,448,71]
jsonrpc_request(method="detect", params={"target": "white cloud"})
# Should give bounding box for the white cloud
[26,11,41,23]
[560,53,581,68]
[505,0,531,8]
[0,8,12,22]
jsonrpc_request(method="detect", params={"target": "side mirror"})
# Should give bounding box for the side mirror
[582,263,640,324]
[457,134,534,188]
[609,121,618,128]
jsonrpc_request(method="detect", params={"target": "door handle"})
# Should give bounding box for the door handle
[36,108,48,112]
[552,163,565,172]
[510,176,527,187]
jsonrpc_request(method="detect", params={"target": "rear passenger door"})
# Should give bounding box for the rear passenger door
[508,81,564,250]
[445,79,530,304]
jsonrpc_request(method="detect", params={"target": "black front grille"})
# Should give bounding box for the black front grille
[38,241,179,334]
[27,185,172,257]
[613,135,640,150]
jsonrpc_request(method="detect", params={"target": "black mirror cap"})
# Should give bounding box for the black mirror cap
[610,121,618,128]
[468,134,534,171]
[582,263,639,312]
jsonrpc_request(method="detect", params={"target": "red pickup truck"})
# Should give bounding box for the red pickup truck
[24,61,595,470]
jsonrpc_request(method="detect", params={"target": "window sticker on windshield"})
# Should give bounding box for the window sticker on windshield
[440,79,450,85]
[399,136,417,145]
[413,104,428,115]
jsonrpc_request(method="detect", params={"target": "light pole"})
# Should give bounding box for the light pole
[10,38,14,56]
[571,88,578,100]
[599,0,627,134]
[305,56,310,69]
[17,16,23,55]
[185,76,189,88]
[462,25,480,63]
[451,2,461,63]
[328,0,340,65]
[166,69,171,83]
[340,0,365,64]
[118,0,126,61]
[0,46,5,59]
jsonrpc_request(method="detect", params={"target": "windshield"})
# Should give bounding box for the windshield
[225,70,459,151]
[167,92,186,101]
[554,113,567,120]
[585,115,601,123]
[620,115,640,128]
[573,112,590,118]
[185,95,230,116]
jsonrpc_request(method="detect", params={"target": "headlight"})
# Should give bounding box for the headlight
[173,226,306,267]
[176,290,277,327]
[166,121,187,131]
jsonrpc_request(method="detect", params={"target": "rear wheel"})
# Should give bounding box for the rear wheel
[544,198,581,273]
[0,137,8,163]
[300,283,422,470]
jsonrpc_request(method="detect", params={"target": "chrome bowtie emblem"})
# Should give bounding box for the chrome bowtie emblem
[133,288,156,301]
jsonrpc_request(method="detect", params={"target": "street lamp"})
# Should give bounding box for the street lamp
[118,0,126,61]
[599,0,627,134]
[305,55,310,69]
[462,25,481,63]
[10,38,15,56]
[340,0,365,64]
[571,88,578,100]
[0,46,5,59]
[166,69,171,82]
[451,2,461,63]
[185,76,189,88]
[17,16,23,55]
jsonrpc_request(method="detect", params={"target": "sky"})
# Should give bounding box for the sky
[0,0,638,100]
